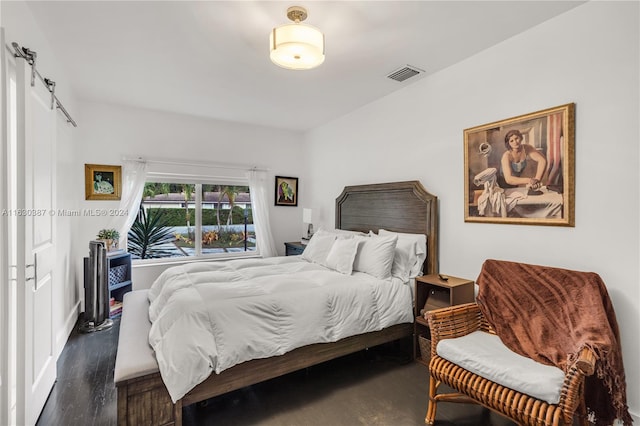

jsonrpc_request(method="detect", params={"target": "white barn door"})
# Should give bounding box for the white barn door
[14,51,57,426]
[0,29,11,426]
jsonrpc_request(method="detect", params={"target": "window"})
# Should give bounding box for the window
[127,181,256,261]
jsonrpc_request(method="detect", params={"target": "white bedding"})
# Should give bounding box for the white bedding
[147,256,414,402]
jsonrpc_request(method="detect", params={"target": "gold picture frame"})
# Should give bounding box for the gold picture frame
[464,103,575,226]
[85,164,122,200]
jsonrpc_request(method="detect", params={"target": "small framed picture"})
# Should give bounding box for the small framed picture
[85,164,122,200]
[275,176,298,206]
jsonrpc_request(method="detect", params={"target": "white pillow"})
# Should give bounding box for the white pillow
[325,238,361,275]
[301,233,336,265]
[378,229,427,279]
[333,228,367,237]
[388,238,418,282]
[369,229,413,280]
[315,227,367,239]
[352,234,398,280]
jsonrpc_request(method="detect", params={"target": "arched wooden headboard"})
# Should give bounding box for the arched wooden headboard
[335,180,439,275]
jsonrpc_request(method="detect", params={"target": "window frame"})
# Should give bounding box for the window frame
[129,172,259,266]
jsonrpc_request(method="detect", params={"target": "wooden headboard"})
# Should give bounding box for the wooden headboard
[335,180,439,275]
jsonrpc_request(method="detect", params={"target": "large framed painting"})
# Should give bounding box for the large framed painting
[85,164,122,200]
[464,103,575,226]
[275,176,298,206]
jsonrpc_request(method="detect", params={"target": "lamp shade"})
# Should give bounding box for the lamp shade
[303,208,313,224]
[270,6,325,71]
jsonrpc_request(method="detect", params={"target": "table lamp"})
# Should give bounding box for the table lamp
[303,208,314,241]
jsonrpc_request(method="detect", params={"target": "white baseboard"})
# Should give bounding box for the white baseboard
[55,300,80,358]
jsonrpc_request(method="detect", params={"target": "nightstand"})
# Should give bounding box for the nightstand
[284,241,306,256]
[414,274,475,366]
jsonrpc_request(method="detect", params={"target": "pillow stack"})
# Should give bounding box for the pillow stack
[378,229,427,281]
[301,228,363,275]
[301,227,424,281]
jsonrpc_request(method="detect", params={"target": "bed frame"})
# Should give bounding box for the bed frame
[116,180,438,425]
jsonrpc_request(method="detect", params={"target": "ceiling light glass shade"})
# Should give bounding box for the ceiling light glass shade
[270,23,325,70]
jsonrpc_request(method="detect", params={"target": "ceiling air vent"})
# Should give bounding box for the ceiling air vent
[386,65,424,82]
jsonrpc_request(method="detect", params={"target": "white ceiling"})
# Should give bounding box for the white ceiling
[25,1,584,132]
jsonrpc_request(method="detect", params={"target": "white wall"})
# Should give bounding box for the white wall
[1,1,80,355]
[305,1,640,420]
[73,101,307,289]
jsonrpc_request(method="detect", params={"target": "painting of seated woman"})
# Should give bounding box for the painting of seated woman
[464,103,574,226]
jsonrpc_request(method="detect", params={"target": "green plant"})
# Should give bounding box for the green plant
[97,228,120,240]
[127,207,177,259]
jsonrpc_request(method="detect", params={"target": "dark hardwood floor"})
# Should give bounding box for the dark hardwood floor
[37,317,516,426]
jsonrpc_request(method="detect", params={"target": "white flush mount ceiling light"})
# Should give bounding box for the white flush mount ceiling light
[270,6,325,70]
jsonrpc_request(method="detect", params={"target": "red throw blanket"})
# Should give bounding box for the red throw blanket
[475,259,632,426]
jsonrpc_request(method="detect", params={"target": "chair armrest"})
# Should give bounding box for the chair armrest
[426,303,487,356]
[559,347,596,423]
[573,347,596,376]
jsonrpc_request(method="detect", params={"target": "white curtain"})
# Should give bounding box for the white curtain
[107,160,147,247]
[246,169,277,257]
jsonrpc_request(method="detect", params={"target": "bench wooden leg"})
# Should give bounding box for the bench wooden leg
[117,373,181,426]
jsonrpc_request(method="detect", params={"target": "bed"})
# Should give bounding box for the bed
[115,180,439,425]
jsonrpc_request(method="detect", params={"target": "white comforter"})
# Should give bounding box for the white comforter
[147,256,413,402]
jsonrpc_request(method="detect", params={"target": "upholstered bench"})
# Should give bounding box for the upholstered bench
[114,290,182,426]
[425,303,595,426]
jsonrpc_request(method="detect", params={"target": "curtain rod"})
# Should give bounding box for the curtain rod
[11,42,77,127]
[122,157,270,172]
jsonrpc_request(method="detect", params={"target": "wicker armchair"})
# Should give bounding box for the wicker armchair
[425,303,596,426]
